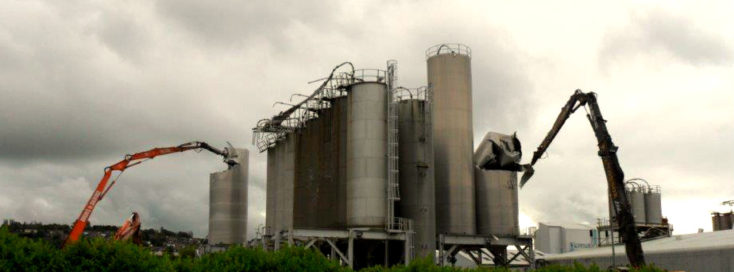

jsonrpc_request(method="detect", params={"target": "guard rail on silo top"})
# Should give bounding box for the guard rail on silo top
[425,43,472,58]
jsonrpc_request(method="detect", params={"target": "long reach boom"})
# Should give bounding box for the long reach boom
[521,90,646,267]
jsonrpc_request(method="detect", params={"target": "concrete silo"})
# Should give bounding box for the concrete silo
[426,44,475,235]
[208,148,249,245]
[397,98,436,258]
[346,82,388,227]
[265,147,278,235]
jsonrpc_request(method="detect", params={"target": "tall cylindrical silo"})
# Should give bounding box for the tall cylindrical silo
[265,147,278,235]
[644,187,662,224]
[276,135,296,232]
[208,148,249,245]
[723,212,734,230]
[346,82,388,227]
[397,99,436,258]
[474,169,519,237]
[293,117,323,229]
[427,44,475,235]
[629,188,646,224]
[712,213,722,231]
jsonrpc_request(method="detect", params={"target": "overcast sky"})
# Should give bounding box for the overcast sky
[1,0,732,239]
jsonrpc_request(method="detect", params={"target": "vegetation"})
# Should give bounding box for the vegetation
[0,227,665,272]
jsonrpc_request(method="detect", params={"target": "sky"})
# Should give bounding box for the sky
[1,0,732,239]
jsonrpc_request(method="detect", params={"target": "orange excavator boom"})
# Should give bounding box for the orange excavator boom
[62,141,233,247]
[114,212,142,244]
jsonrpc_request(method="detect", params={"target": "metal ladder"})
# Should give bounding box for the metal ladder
[386,60,401,231]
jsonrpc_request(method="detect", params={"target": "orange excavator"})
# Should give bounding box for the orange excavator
[114,212,142,244]
[62,141,236,248]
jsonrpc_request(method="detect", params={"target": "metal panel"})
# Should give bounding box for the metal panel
[427,45,475,235]
[397,99,436,257]
[629,189,646,224]
[346,82,388,227]
[644,191,663,224]
[474,169,519,237]
[208,148,249,245]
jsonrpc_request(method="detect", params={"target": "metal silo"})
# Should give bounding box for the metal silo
[644,186,663,224]
[277,135,296,232]
[397,99,435,257]
[712,212,722,231]
[293,117,323,229]
[265,147,277,235]
[346,82,388,227]
[208,148,249,245]
[629,188,646,224]
[426,43,475,235]
[474,169,519,237]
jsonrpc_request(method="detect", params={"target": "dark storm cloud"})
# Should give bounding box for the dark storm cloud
[600,9,733,67]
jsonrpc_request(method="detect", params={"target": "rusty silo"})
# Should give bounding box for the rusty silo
[426,43,475,235]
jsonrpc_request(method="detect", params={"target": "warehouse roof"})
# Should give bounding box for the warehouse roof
[546,229,734,260]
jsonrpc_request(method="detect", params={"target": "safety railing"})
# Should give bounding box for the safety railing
[425,43,471,59]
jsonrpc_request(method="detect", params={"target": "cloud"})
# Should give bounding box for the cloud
[600,9,733,68]
[0,0,732,240]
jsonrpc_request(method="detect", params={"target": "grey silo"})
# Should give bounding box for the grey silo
[426,44,476,235]
[265,146,277,235]
[629,188,647,224]
[276,135,296,232]
[397,99,436,258]
[644,187,663,224]
[208,148,249,245]
[474,169,519,237]
[346,82,388,227]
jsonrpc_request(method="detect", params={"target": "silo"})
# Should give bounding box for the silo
[426,44,475,235]
[723,212,734,230]
[712,212,722,231]
[629,188,646,224]
[293,117,323,229]
[208,148,249,245]
[644,187,663,224]
[265,147,278,235]
[276,135,296,232]
[346,82,388,227]
[474,169,519,237]
[397,99,436,257]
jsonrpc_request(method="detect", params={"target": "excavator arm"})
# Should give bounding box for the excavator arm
[62,141,233,247]
[521,90,646,267]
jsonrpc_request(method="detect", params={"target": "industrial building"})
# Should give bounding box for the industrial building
[252,44,533,269]
[598,179,671,246]
[208,148,249,245]
[535,223,597,254]
[545,229,734,272]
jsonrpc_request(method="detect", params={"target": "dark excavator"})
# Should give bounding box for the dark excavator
[521,89,646,267]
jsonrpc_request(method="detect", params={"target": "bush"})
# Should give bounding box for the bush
[0,229,667,272]
[0,227,66,271]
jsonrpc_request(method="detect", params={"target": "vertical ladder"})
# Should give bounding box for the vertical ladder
[386,60,401,231]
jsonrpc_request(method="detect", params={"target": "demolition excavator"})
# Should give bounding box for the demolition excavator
[521,89,646,267]
[113,212,142,244]
[62,141,237,248]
